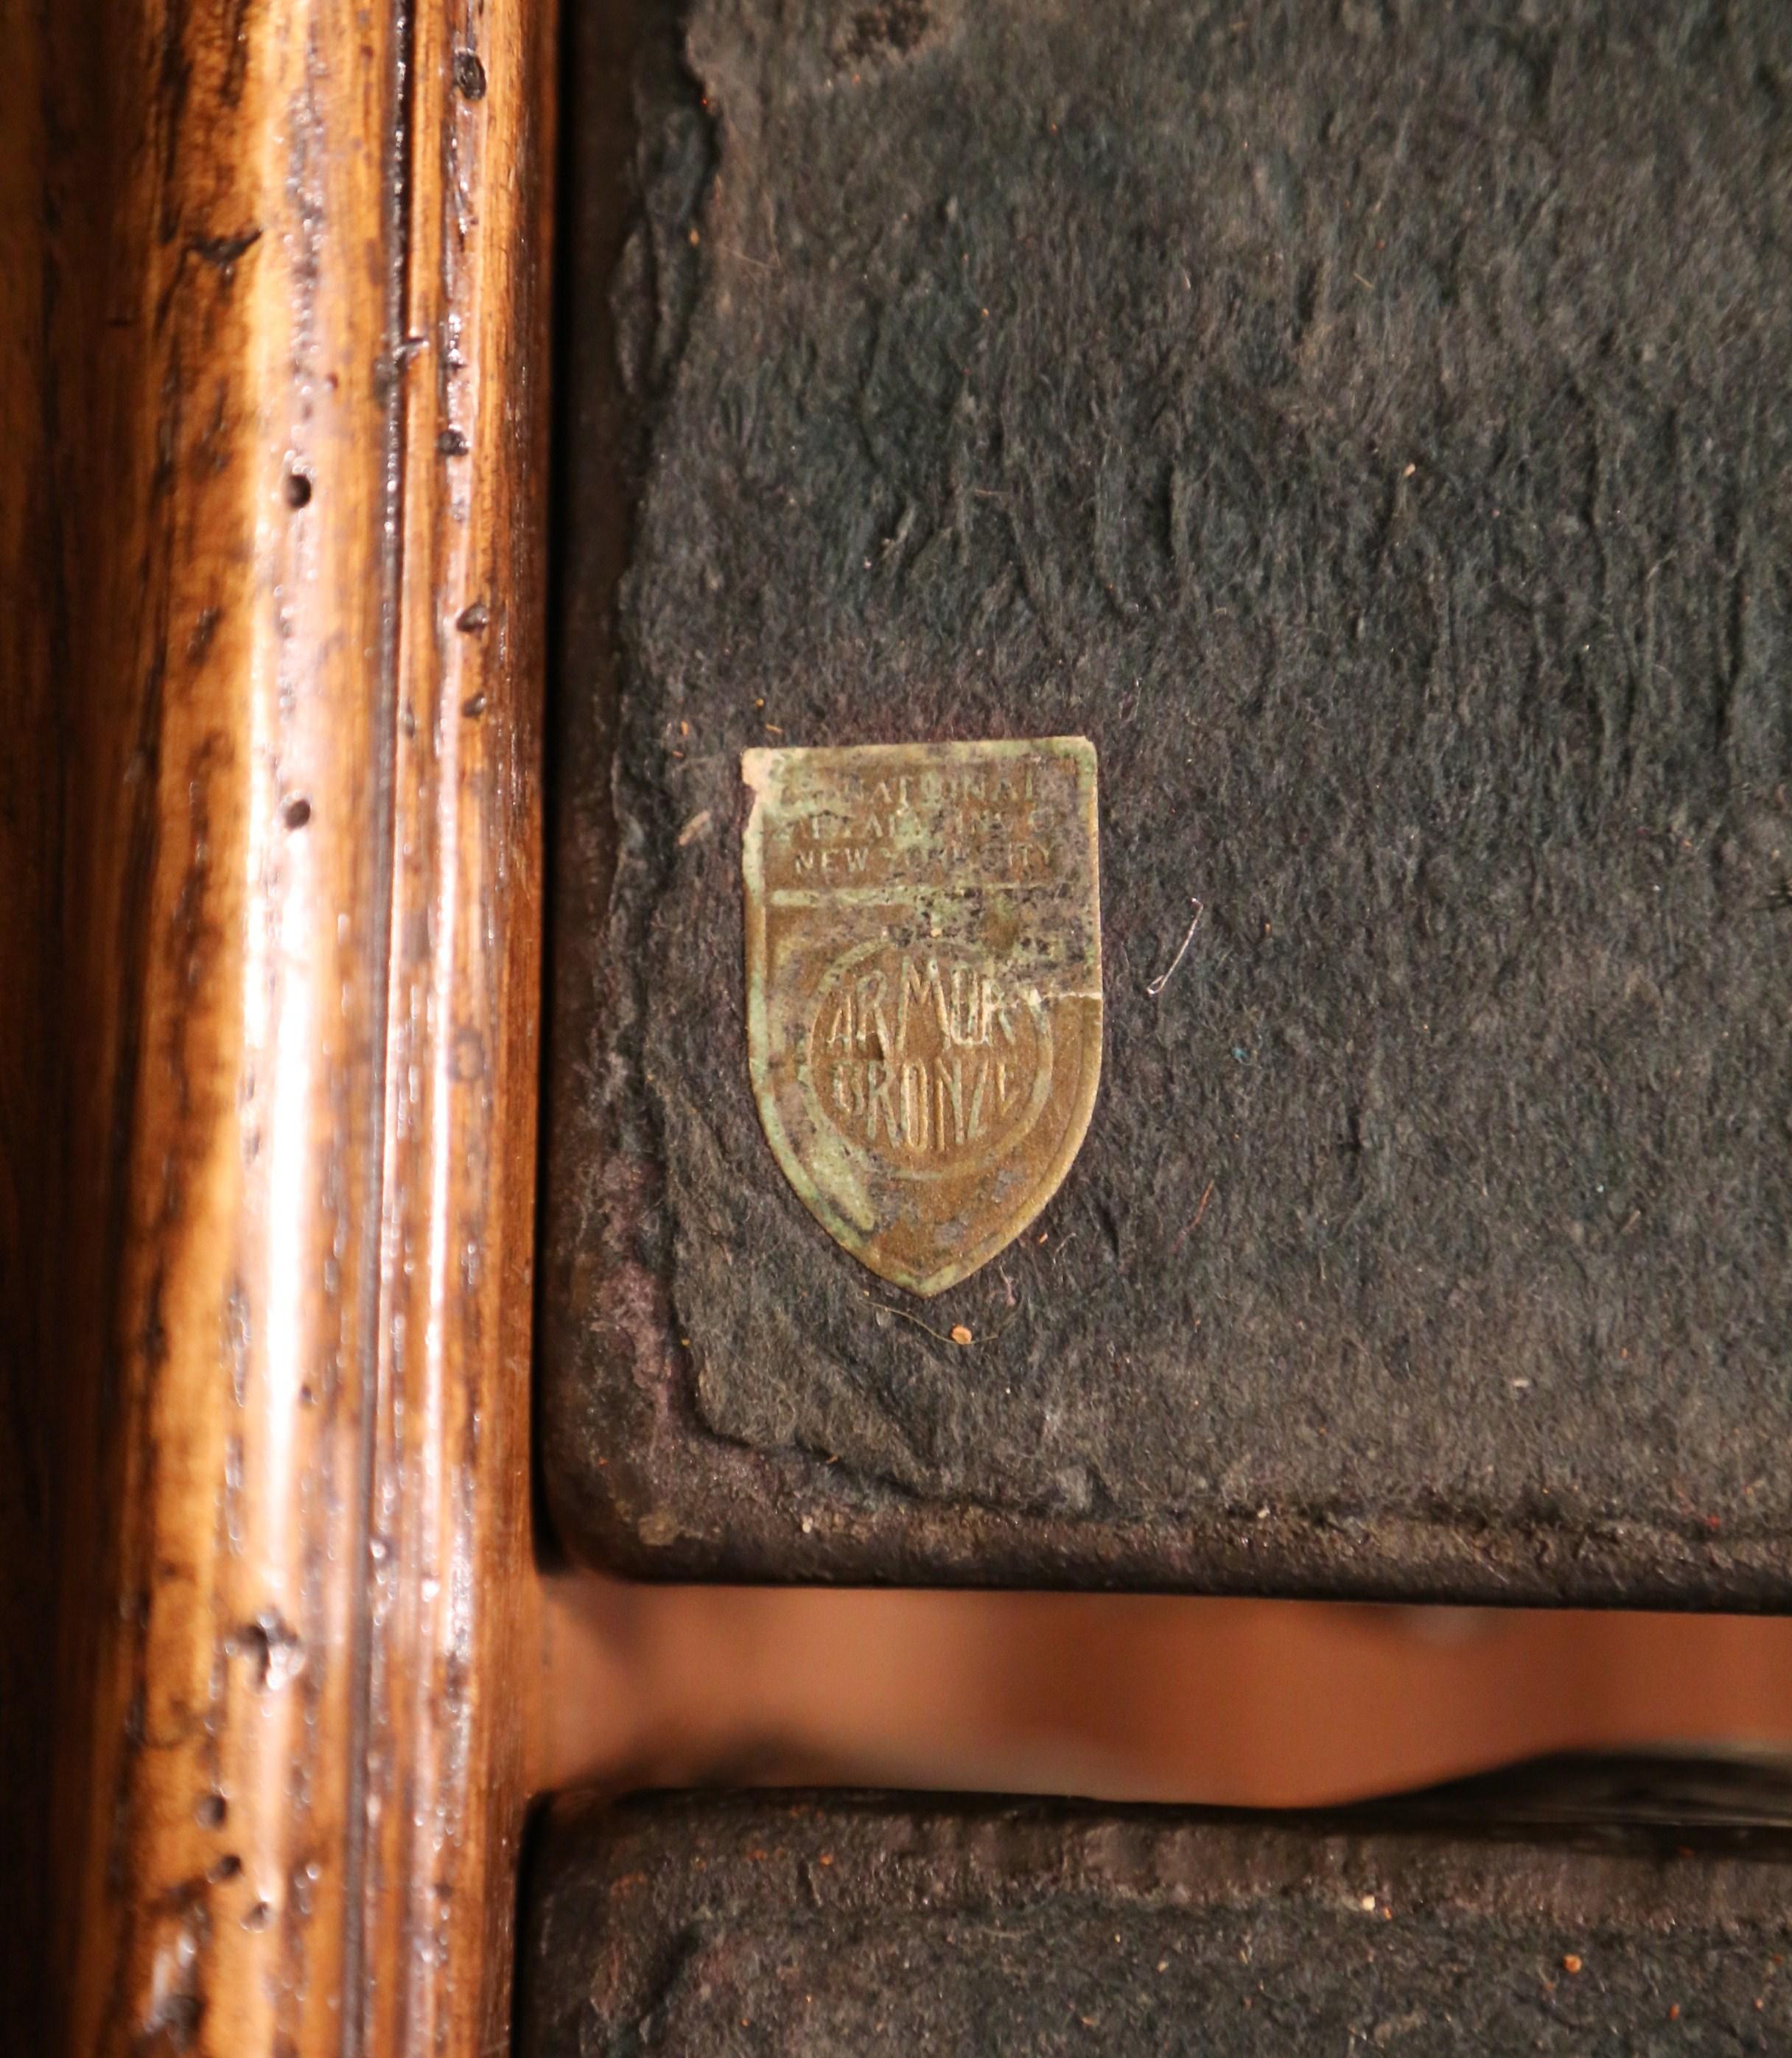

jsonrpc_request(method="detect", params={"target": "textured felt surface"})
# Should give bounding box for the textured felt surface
[520,1791,1792,2055]
[544,0,1792,1595]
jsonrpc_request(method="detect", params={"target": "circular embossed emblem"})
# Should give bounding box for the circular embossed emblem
[805,941,1054,1182]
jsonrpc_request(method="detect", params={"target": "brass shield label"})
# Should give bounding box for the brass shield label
[742,738,1102,1295]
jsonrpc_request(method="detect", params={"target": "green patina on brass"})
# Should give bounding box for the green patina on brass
[742,738,1102,1295]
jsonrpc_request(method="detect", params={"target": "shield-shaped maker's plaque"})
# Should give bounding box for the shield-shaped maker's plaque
[742,738,1102,1295]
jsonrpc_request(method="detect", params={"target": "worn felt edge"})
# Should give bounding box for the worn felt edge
[517,1786,1792,2050]
[537,1,1792,1605]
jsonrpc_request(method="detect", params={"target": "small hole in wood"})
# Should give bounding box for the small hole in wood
[453,49,487,98]
[196,1791,228,1829]
[282,796,312,830]
[283,470,312,509]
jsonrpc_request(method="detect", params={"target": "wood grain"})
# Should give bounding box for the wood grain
[11,0,552,2040]
[59,0,405,2037]
[359,0,553,2044]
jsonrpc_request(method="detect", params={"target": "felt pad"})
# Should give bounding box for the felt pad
[520,1791,1792,2054]
[544,0,1792,1597]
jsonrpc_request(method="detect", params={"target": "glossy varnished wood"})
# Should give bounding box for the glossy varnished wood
[60,0,405,2039]
[360,0,553,2044]
[10,0,552,2040]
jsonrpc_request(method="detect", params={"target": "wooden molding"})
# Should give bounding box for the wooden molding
[360,0,553,2041]
[12,0,553,2041]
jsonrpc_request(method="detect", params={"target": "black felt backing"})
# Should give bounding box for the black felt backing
[545,0,1792,1597]
[521,1791,1792,2056]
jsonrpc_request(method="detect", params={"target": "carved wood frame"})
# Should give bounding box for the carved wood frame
[9,0,555,2041]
